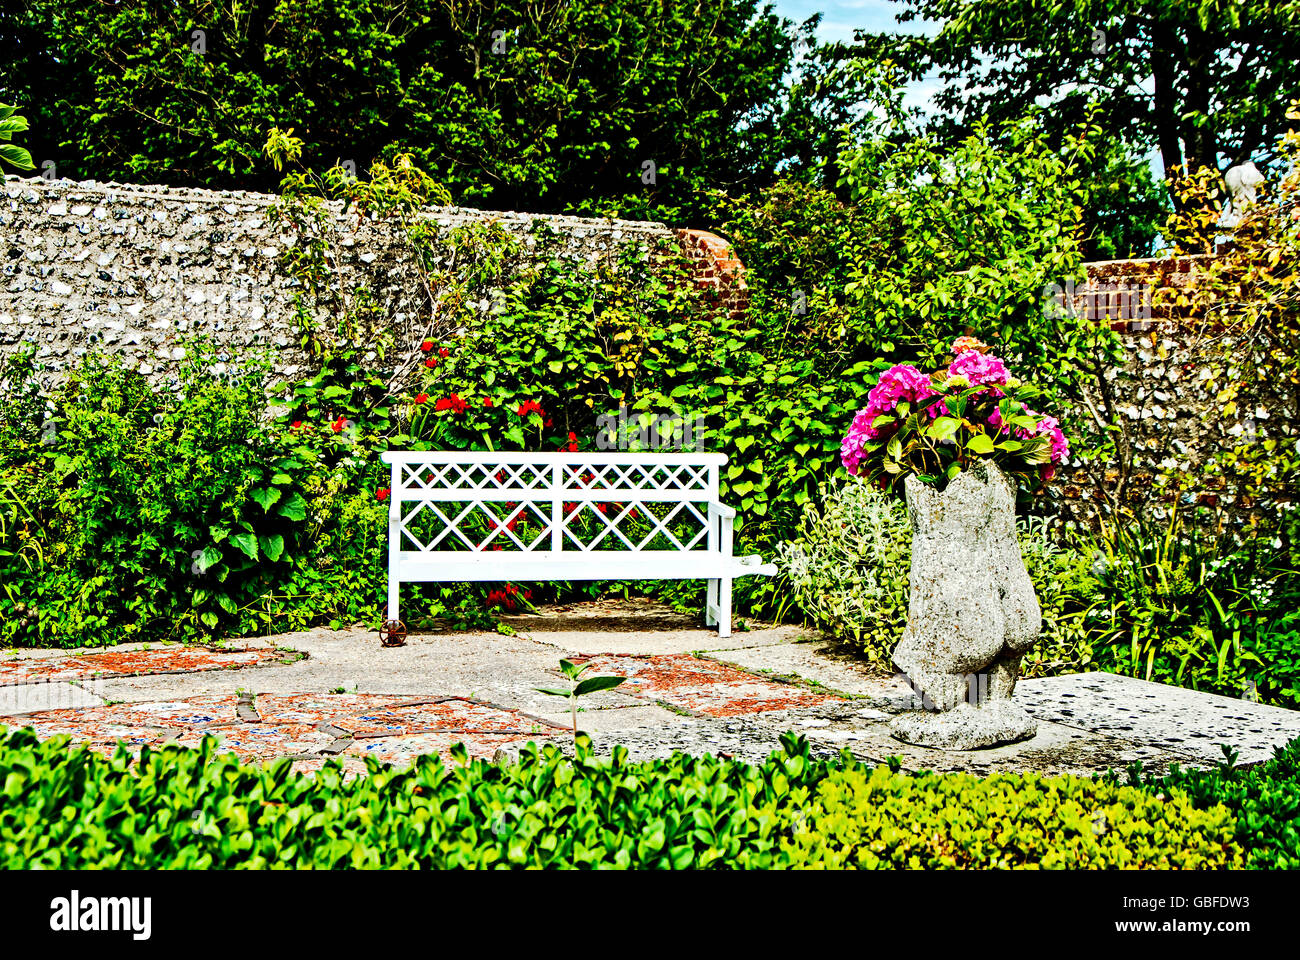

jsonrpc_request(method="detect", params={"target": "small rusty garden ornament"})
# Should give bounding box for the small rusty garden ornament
[840,338,1069,749]
[379,620,408,648]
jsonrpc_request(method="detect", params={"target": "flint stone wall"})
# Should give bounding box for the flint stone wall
[0,175,675,382]
[2,176,1290,529]
[1049,256,1295,530]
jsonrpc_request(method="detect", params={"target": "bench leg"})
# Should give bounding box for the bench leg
[705,578,719,627]
[387,577,400,624]
[717,577,732,639]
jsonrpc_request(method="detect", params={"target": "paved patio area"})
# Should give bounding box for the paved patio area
[3,597,1299,776]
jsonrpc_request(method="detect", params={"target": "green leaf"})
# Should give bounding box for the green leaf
[966,433,995,455]
[277,492,308,521]
[0,144,34,170]
[195,546,223,573]
[230,532,259,561]
[573,675,627,696]
[261,534,285,563]
[927,416,960,442]
[250,488,282,512]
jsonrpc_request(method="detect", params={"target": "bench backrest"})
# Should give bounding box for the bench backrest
[381,451,727,554]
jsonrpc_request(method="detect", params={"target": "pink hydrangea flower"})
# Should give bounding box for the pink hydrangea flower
[988,403,1070,465]
[948,350,1011,388]
[840,364,937,474]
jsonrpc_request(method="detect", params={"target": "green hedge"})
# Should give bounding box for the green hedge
[781,767,1240,869]
[1113,740,1300,870]
[4,725,1297,869]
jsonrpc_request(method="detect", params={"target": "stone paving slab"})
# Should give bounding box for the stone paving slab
[1016,672,1300,766]
[802,716,1201,776]
[172,722,340,761]
[700,643,909,700]
[0,681,105,715]
[576,653,845,718]
[536,704,684,735]
[344,732,559,766]
[0,646,297,686]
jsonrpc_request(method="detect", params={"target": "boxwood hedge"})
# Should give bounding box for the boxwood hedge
[2,725,1296,869]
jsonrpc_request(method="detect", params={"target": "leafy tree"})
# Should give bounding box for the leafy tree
[0,0,806,223]
[861,0,1300,183]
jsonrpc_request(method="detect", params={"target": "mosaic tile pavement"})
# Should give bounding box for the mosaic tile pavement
[0,646,299,686]
[572,653,844,717]
[0,691,569,770]
[0,643,856,773]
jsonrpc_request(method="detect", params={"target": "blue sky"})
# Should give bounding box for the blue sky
[770,0,935,45]
[770,1,944,112]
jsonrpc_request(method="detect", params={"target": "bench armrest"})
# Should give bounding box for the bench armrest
[708,501,736,519]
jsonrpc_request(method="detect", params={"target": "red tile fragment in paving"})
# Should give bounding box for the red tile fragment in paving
[576,653,842,717]
[172,723,339,762]
[0,692,564,772]
[254,693,415,727]
[0,647,296,686]
[0,696,243,751]
[342,698,557,737]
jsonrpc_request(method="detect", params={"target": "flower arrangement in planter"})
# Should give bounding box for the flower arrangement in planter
[840,336,1069,493]
[839,337,1070,751]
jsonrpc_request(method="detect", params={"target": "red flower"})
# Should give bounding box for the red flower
[414,393,429,404]
[290,420,303,430]
[330,415,347,434]
[420,340,434,353]
[435,393,467,414]
[596,503,608,514]
[483,397,494,408]
[425,358,438,369]
[544,417,554,427]
[439,347,449,358]
[516,400,544,418]
[376,488,390,501]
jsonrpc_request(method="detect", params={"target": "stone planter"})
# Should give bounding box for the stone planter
[889,460,1040,749]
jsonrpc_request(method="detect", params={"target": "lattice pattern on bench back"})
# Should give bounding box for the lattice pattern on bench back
[382,452,726,554]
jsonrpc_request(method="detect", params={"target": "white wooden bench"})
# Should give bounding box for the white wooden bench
[380,451,776,638]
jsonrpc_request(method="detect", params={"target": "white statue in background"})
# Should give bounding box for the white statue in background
[1221,161,1265,228]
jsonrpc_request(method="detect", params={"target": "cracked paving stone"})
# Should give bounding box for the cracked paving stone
[576,653,845,718]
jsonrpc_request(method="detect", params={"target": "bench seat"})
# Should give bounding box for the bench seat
[380,451,775,637]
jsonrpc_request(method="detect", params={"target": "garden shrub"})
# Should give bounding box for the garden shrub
[1089,507,1300,707]
[1,725,1275,870]
[0,344,491,648]
[1119,738,1300,870]
[782,765,1242,869]
[778,475,1102,674]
